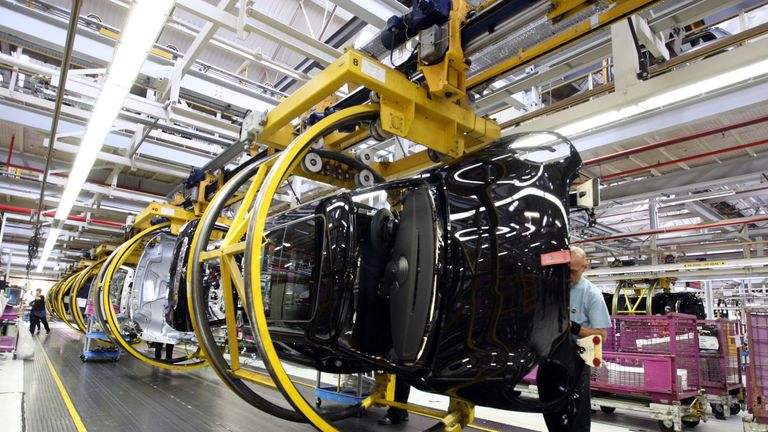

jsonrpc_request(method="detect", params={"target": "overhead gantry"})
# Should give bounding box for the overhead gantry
[45,1,672,430]
[179,1,658,430]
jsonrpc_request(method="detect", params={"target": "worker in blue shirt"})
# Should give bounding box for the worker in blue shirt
[542,246,612,432]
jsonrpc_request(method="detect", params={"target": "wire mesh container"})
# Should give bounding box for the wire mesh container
[592,314,701,402]
[698,319,743,394]
[746,308,768,422]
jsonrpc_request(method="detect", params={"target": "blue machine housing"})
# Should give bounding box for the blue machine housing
[381,0,452,50]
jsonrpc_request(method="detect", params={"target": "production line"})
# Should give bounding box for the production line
[1,0,768,432]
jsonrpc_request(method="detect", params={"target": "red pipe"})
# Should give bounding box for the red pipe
[573,216,768,244]
[3,162,165,198]
[0,204,34,215]
[601,138,768,181]
[7,135,14,166]
[67,215,124,228]
[584,114,768,166]
[0,204,125,228]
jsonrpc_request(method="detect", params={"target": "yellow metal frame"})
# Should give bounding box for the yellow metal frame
[55,272,83,333]
[245,105,476,430]
[256,48,499,162]
[46,279,65,318]
[101,222,208,371]
[419,0,471,102]
[611,278,675,315]
[357,374,475,431]
[93,244,118,259]
[68,258,107,334]
[547,0,598,22]
[187,162,271,385]
[133,202,196,235]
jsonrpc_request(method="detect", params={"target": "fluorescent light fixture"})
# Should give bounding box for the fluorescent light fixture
[54,0,175,222]
[509,58,768,149]
[661,190,735,205]
[638,59,768,110]
[36,227,62,273]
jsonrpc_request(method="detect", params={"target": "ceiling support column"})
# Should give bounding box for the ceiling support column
[704,280,714,319]
[649,197,659,265]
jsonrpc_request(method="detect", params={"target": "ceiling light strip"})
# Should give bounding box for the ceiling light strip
[38,0,175,272]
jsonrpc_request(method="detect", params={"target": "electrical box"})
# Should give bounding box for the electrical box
[570,178,600,208]
[419,24,449,65]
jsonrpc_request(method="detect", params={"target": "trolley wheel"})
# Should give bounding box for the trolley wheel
[12,353,17,360]
[80,355,86,362]
[658,420,675,432]
[316,398,322,408]
[600,406,616,414]
[729,403,740,415]
[682,416,700,428]
[710,403,726,420]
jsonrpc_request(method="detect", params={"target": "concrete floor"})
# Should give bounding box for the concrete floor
[0,321,750,432]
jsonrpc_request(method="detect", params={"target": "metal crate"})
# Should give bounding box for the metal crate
[592,314,701,402]
[698,319,743,395]
[0,305,20,355]
[746,308,768,423]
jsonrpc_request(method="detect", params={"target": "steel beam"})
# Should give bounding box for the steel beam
[684,201,725,222]
[0,2,279,117]
[510,36,768,159]
[174,0,341,65]
[611,19,642,92]
[646,0,745,33]
[166,0,237,98]
[0,178,140,217]
[50,141,190,178]
[0,52,245,142]
[476,33,612,114]
[167,17,310,83]
[328,0,405,28]
[0,100,204,174]
[2,215,121,237]
[601,153,768,203]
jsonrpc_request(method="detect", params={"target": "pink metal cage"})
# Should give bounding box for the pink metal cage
[746,308,768,423]
[592,314,701,402]
[0,305,19,353]
[698,319,742,397]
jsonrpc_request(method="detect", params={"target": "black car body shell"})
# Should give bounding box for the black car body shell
[262,135,582,410]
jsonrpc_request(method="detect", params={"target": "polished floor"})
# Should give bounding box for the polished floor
[1,322,749,432]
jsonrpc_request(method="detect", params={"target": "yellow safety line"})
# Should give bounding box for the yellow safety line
[37,340,88,432]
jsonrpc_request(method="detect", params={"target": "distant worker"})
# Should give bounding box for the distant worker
[541,246,611,432]
[153,342,175,361]
[29,288,51,335]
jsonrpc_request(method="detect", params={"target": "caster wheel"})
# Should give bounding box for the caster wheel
[658,420,675,432]
[710,403,726,420]
[315,398,321,407]
[729,403,741,416]
[682,417,700,428]
[600,406,616,414]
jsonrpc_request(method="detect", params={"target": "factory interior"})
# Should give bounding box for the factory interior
[1,0,768,431]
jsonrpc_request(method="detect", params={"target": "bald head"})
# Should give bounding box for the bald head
[569,246,589,286]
